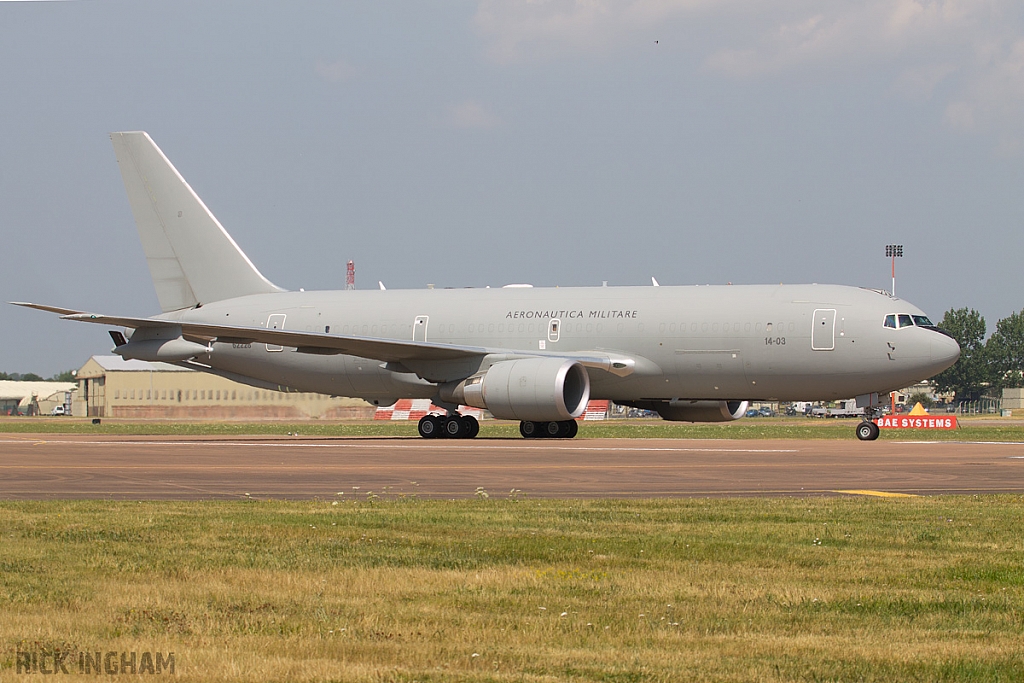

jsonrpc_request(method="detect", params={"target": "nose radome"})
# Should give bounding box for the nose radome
[931,333,961,371]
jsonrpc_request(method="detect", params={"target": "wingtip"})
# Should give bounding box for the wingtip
[8,302,88,316]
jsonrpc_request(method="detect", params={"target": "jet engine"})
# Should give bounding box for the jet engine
[112,326,211,362]
[625,399,749,422]
[441,357,590,422]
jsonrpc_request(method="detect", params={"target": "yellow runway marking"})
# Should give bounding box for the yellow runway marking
[834,489,919,498]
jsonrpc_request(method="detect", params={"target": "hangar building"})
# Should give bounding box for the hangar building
[75,356,374,419]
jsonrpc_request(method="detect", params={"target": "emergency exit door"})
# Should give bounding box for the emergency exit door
[413,316,429,342]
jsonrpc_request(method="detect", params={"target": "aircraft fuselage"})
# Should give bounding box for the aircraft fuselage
[169,282,959,404]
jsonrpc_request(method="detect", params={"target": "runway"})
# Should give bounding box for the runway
[2,434,1024,499]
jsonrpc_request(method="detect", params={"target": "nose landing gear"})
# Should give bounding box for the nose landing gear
[855,421,880,441]
[855,409,881,441]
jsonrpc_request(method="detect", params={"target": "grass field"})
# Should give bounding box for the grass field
[1,497,1023,681]
[2,416,1024,442]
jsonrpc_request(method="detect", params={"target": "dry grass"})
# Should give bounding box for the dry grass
[0,497,1022,681]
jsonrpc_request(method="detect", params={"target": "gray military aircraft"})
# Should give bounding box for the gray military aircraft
[14,132,960,441]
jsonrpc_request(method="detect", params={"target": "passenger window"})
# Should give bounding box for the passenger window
[884,314,896,329]
[898,314,913,328]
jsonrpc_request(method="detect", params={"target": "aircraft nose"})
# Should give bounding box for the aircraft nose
[931,332,961,371]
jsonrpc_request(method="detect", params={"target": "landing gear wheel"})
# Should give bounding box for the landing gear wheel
[564,419,579,439]
[462,415,480,439]
[545,421,564,438]
[856,421,880,441]
[520,421,539,439]
[443,415,466,439]
[418,414,442,439]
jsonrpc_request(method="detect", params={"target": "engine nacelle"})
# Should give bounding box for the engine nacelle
[114,326,211,362]
[116,337,212,362]
[442,358,591,422]
[622,399,750,422]
[656,399,749,422]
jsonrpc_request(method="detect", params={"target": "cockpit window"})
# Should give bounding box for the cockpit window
[884,314,897,329]
[912,315,934,327]
[898,314,913,328]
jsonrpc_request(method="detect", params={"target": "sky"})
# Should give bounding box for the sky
[2,0,1023,376]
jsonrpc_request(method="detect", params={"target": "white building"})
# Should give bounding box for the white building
[0,381,76,416]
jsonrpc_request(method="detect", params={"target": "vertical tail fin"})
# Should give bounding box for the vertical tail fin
[110,131,283,312]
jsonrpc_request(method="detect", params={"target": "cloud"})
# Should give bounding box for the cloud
[474,0,1024,151]
[893,62,958,100]
[449,100,502,128]
[944,100,975,130]
[701,1,987,78]
[474,0,716,63]
[947,37,1024,154]
[315,59,357,83]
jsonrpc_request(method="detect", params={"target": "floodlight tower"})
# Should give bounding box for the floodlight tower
[885,244,903,297]
[346,260,355,290]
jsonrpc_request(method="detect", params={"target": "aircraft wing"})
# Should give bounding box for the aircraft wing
[10,302,635,375]
[12,302,487,362]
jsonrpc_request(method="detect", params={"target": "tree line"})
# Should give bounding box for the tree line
[0,371,76,382]
[931,308,1024,403]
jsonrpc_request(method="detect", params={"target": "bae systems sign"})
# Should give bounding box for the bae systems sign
[876,415,958,429]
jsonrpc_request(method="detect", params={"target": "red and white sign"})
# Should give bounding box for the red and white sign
[374,399,483,421]
[876,415,958,429]
[580,400,610,421]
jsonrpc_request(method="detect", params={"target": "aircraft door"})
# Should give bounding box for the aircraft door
[413,316,429,342]
[811,309,836,351]
[548,319,560,343]
[266,313,286,352]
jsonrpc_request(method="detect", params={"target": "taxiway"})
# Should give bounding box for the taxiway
[1,435,1023,499]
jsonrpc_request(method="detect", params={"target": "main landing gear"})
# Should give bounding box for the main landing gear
[416,415,580,439]
[418,413,480,439]
[519,420,579,439]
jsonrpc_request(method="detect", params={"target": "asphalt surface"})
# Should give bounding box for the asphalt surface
[1,434,1024,499]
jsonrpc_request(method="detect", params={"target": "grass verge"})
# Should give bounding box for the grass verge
[0,497,1022,681]
[2,417,1024,441]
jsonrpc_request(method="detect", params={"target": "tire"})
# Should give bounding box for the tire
[564,419,579,439]
[443,416,466,439]
[418,415,442,439]
[520,421,539,438]
[462,415,479,439]
[545,421,563,438]
[856,421,880,441]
